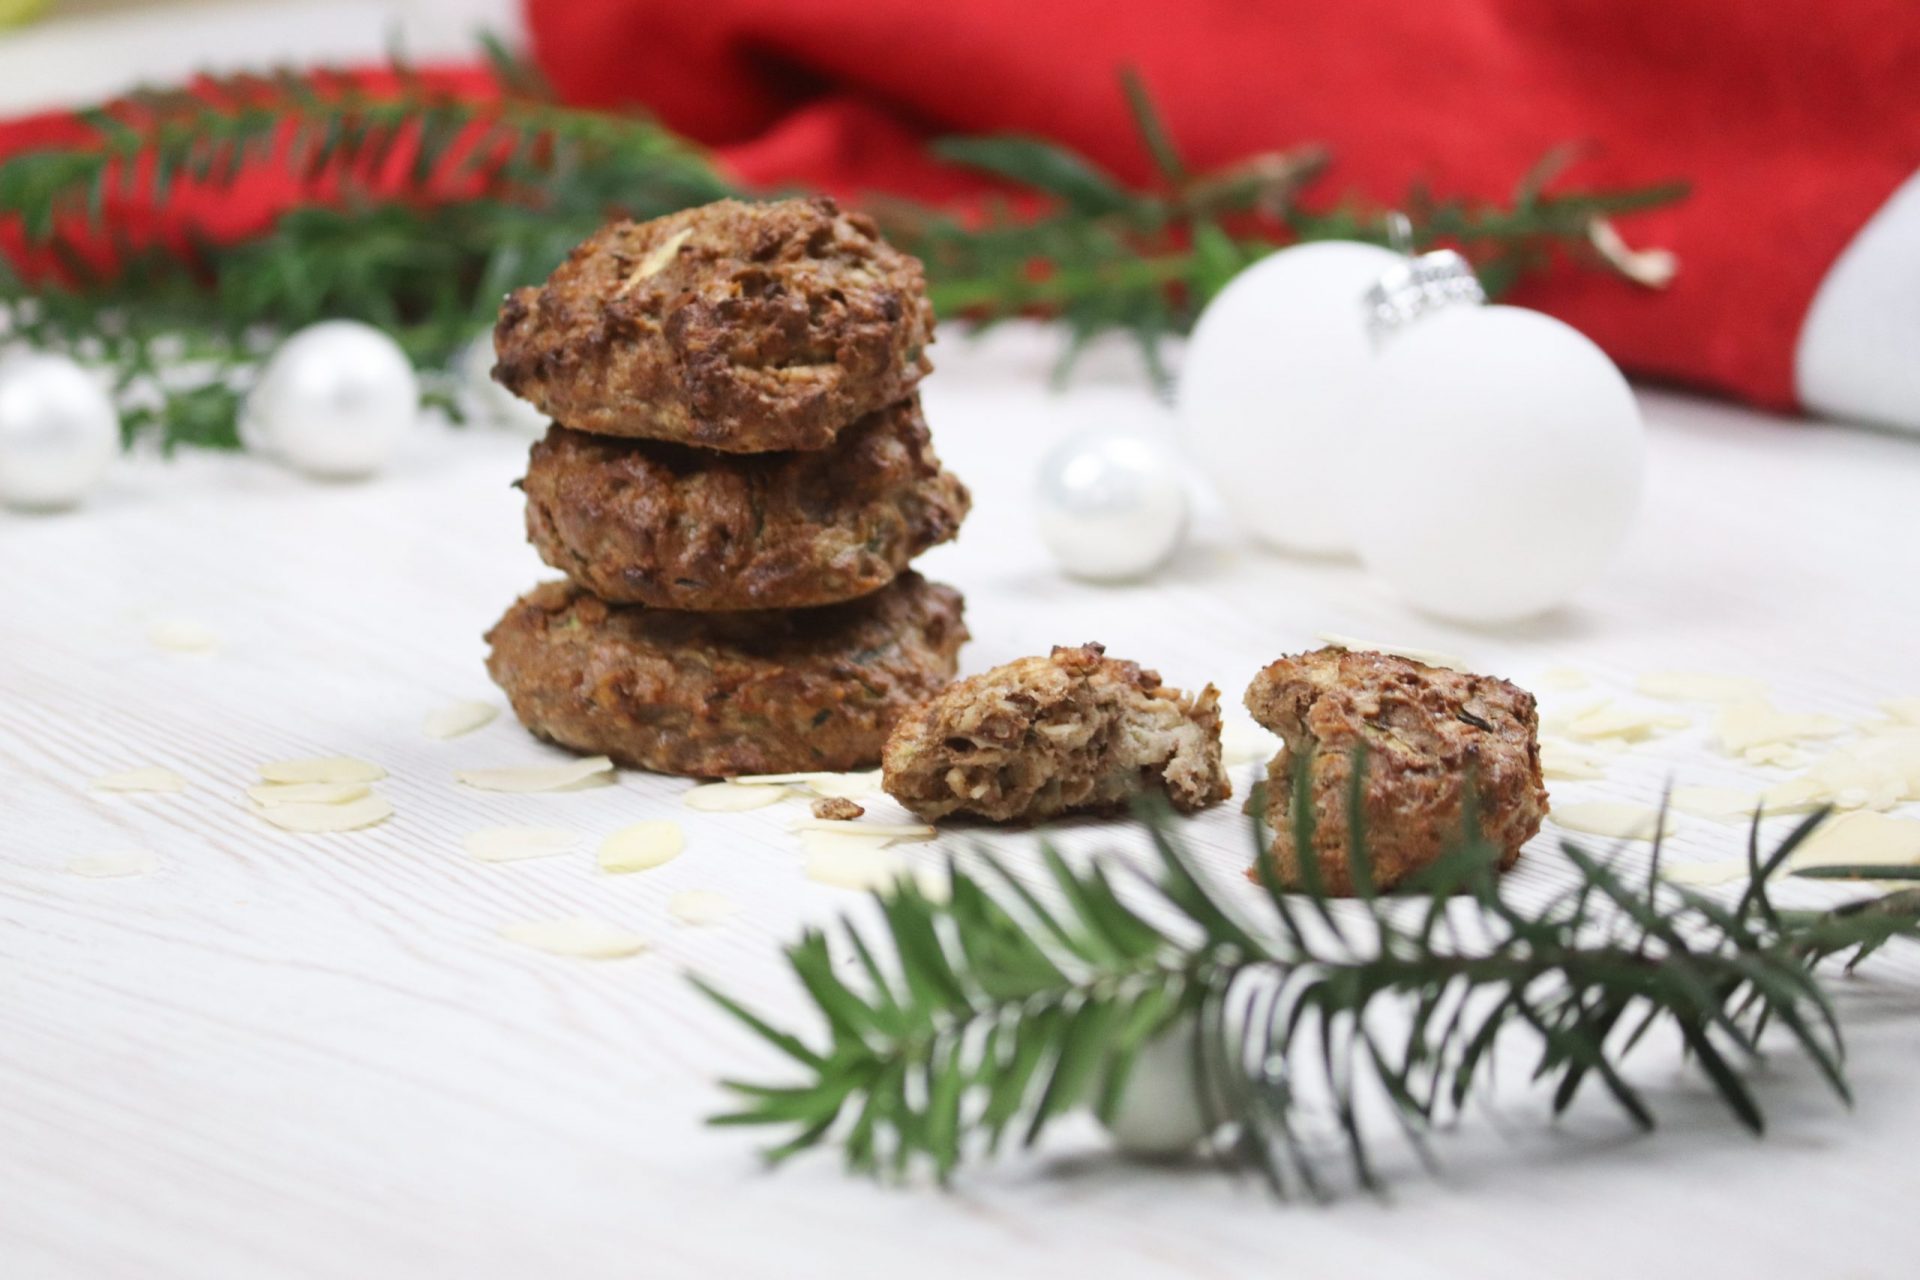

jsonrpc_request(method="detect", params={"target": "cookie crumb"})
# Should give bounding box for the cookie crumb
[811,796,865,821]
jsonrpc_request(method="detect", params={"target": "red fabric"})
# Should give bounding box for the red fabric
[526,0,1920,411]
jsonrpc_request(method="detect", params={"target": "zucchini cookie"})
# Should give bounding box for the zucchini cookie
[484,572,967,777]
[492,197,934,452]
[882,643,1230,822]
[1244,647,1546,894]
[522,397,968,610]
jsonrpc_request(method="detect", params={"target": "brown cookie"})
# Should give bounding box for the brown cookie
[1243,647,1547,894]
[485,573,967,778]
[493,197,934,452]
[882,643,1231,823]
[521,397,968,611]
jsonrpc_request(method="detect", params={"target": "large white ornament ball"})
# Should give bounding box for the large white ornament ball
[244,320,418,479]
[1353,305,1645,624]
[1102,1020,1218,1158]
[1036,427,1189,582]
[0,351,119,512]
[1179,241,1404,555]
[457,330,549,437]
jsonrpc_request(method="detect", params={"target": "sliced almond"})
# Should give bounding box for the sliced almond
[728,770,855,788]
[681,782,791,811]
[455,756,614,793]
[1541,740,1611,782]
[1669,786,1765,822]
[1316,632,1467,672]
[465,826,580,863]
[90,766,187,794]
[1221,720,1281,767]
[598,820,685,873]
[804,840,907,891]
[500,916,648,959]
[1788,812,1920,872]
[1661,861,1749,888]
[246,781,372,806]
[668,889,737,926]
[619,227,692,293]
[805,771,884,799]
[148,619,218,653]
[260,756,387,785]
[1743,743,1812,769]
[1713,701,1848,755]
[1882,697,1920,726]
[1635,671,1767,703]
[1564,705,1689,742]
[1539,698,1612,736]
[1535,667,1592,692]
[800,827,901,857]
[67,849,159,878]
[251,793,393,833]
[423,700,498,740]
[790,818,935,841]
[1550,801,1668,841]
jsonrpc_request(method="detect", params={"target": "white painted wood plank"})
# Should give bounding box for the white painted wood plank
[3,325,1919,1278]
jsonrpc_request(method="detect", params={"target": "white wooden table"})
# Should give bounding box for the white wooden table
[5,325,1919,1279]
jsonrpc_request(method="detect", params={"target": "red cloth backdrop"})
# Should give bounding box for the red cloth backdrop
[525,0,1920,413]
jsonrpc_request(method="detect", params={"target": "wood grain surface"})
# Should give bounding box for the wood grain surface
[4,327,1919,1279]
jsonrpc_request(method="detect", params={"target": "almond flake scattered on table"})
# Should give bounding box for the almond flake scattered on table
[802,771,884,799]
[1760,732,1920,814]
[668,890,738,926]
[1563,704,1690,742]
[464,826,581,863]
[246,781,372,807]
[1535,667,1592,692]
[598,820,685,873]
[66,849,159,878]
[499,916,649,959]
[422,699,498,740]
[1712,700,1849,755]
[250,793,394,833]
[1669,785,1767,822]
[1221,720,1282,767]
[260,755,387,785]
[1541,740,1613,781]
[147,619,219,653]
[454,756,614,793]
[1316,632,1468,672]
[1550,800,1670,841]
[1787,811,1920,873]
[89,765,187,794]
[799,827,901,857]
[1660,860,1750,888]
[681,781,790,812]
[804,841,907,891]
[1538,698,1612,735]
[1743,743,1813,769]
[789,818,935,840]
[1635,671,1768,703]
[1882,697,1920,726]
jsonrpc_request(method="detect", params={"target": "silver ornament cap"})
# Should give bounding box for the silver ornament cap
[1362,214,1487,344]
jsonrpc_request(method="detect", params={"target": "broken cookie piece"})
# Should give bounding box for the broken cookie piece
[811,796,865,821]
[881,643,1230,822]
[1244,647,1547,894]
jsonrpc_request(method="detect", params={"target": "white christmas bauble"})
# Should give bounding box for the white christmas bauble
[1354,305,1644,624]
[1102,1021,1218,1158]
[1179,241,1404,555]
[457,331,549,437]
[0,351,119,512]
[244,320,418,479]
[1036,427,1189,581]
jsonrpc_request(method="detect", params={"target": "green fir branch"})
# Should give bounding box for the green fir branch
[0,52,1686,452]
[697,773,1920,1197]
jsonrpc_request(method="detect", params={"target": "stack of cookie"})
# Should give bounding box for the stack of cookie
[482,198,972,777]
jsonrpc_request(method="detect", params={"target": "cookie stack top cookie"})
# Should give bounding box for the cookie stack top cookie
[481,197,971,777]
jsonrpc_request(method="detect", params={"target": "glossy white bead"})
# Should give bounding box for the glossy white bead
[458,330,549,437]
[244,321,418,479]
[1179,241,1404,555]
[1101,1021,1218,1158]
[1353,305,1645,624]
[0,351,118,512]
[1036,427,1189,581]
